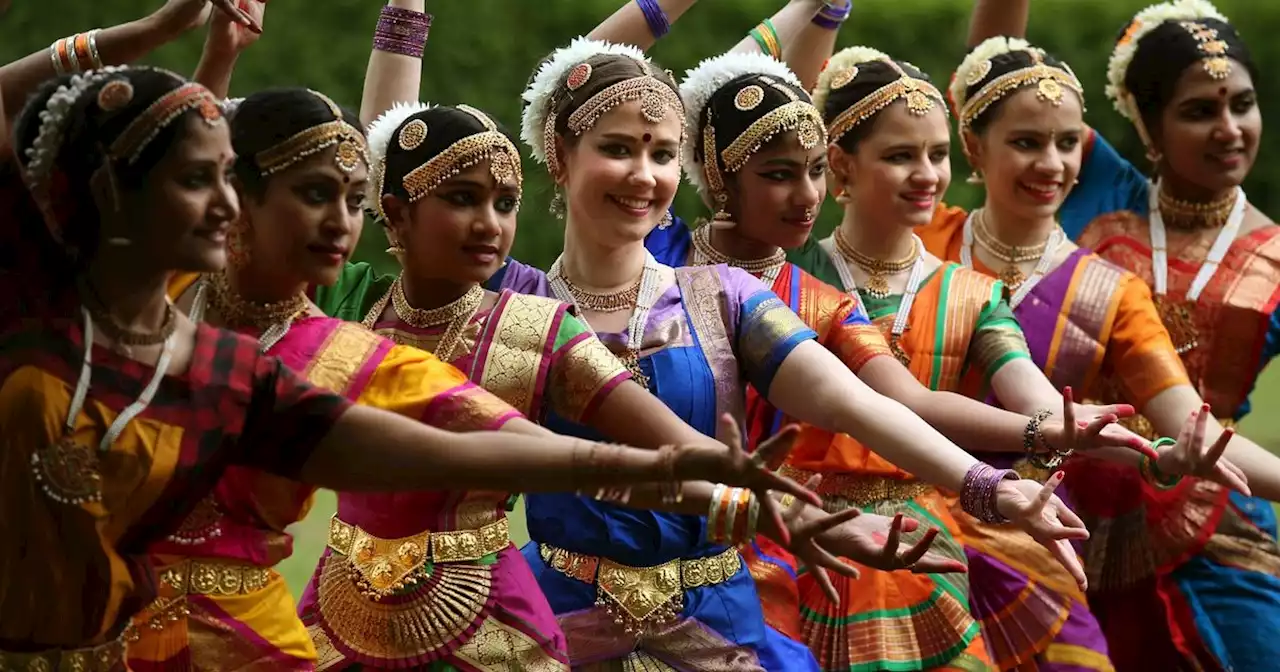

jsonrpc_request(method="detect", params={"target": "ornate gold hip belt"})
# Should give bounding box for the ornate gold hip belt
[538,543,741,634]
[0,637,125,672]
[159,558,274,596]
[780,466,933,510]
[326,515,510,599]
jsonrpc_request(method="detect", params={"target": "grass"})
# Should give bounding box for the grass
[275,366,1280,597]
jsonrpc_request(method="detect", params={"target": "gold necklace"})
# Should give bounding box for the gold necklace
[1157,185,1237,230]
[690,223,786,284]
[833,227,919,299]
[389,277,484,362]
[972,209,1051,290]
[207,272,310,331]
[562,277,641,313]
[80,282,177,347]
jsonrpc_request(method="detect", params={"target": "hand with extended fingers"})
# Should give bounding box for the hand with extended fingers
[994,471,1091,589]
[205,0,267,57]
[153,0,263,38]
[1152,403,1249,495]
[1039,387,1137,456]
[773,475,966,604]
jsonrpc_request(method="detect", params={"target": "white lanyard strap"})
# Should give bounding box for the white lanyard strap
[1149,180,1246,300]
[960,210,1065,308]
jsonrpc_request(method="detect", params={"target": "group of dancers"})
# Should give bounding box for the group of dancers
[1,0,1277,669]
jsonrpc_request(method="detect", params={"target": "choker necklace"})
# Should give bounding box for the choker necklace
[972,209,1052,291]
[379,277,484,362]
[560,276,642,313]
[1157,185,1238,230]
[80,285,177,350]
[690,223,786,286]
[833,227,920,299]
[205,272,309,352]
[960,209,1065,308]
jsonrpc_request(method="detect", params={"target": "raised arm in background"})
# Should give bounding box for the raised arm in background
[967,0,1029,47]
[587,0,700,50]
[191,0,265,99]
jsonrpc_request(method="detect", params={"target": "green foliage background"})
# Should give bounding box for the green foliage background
[6,0,1278,595]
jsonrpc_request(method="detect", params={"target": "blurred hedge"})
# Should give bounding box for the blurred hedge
[4,0,1278,273]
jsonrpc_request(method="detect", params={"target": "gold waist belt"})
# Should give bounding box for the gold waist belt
[327,515,510,599]
[0,637,125,672]
[539,543,741,634]
[159,558,274,596]
[780,466,933,510]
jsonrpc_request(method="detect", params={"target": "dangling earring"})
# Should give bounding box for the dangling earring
[834,186,851,205]
[658,210,673,230]
[549,190,566,219]
[226,220,251,268]
[1145,146,1163,164]
[385,243,406,256]
[710,192,734,229]
[967,170,984,185]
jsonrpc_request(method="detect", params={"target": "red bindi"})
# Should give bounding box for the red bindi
[1218,87,1229,97]
[642,132,653,143]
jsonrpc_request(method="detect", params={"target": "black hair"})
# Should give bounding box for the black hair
[547,53,680,147]
[960,48,1076,135]
[13,66,204,271]
[380,105,518,204]
[230,88,363,198]
[821,59,935,152]
[696,72,813,171]
[1121,17,1257,134]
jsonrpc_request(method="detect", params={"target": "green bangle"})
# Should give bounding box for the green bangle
[749,19,782,59]
[1146,437,1182,489]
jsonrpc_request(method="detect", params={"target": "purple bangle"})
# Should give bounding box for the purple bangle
[635,0,670,39]
[374,6,432,58]
[812,1,851,30]
[961,463,1018,523]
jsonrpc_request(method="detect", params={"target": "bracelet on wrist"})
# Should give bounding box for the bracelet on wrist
[749,19,782,60]
[373,6,432,58]
[812,1,851,30]
[635,0,671,39]
[1024,409,1065,469]
[1139,437,1182,490]
[707,486,758,545]
[961,463,1019,524]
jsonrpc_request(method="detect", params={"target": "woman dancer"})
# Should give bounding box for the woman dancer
[0,65,799,669]
[974,2,1279,669]
[491,37,1089,669]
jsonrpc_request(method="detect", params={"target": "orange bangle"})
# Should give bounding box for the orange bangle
[73,33,92,71]
[55,38,74,73]
[730,488,752,543]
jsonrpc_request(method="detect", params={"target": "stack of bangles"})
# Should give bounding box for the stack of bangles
[707,484,760,546]
[749,19,782,60]
[1137,437,1183,490]
[373,5,432,59]
[812,0,852,30]
[961,463,1019,524]
[50,29,103,75]
[635,0,670,39]
[1024,408,1074,469]
[573,442,687,506]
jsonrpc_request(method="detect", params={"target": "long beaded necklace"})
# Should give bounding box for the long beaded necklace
[688,223,786,287]
[822,232,926,367]
[960,208,1065,309]
[31,307,175,509]
[197,273,310,353]
[1148,180,1247,354]
[831,227,918,299]
[361,276,484,363]
[548,252,663,390]
[969,208,1054,292]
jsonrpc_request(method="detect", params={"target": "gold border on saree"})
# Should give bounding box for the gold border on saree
[0,636,125,672]
[158,558,274,596]
[538,544,741,632]
[327,515,510,598]
[780,466,933,510]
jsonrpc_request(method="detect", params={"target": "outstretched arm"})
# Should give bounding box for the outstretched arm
[587,0,699,50]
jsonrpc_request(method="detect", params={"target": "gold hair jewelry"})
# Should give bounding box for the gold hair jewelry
[1180,21,1232,80]
[972,209,1050,290]
[1157,184,1237,230]
[255,90,368,175]
[959,61,1084,129]
[827,60,945,144]
[109,84,223,164]
[833,228,920,299]
[734,85,765,111]
[398,119,428,151]
[207,272,309,331]
[399,109,523,202]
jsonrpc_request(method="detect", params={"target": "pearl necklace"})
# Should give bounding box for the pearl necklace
[960,208,1065,309]
[821,233,926,367]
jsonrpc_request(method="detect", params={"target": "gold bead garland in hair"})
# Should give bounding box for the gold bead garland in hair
[109,84,224,165]
[1180,21,1232,80]
[1157,185,1238,230]
[826,60,946,145]
[255,90,368,176]
[833,227,920,299]
[399,127,523,203]
[959,58,1084,130]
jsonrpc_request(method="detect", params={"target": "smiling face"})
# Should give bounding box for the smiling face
[558,98,683,248]
[238,146,369,287]
[121,113,240,273]
[966,86,1084,222]
[726,133,827,250]
[383,159,520,285]
[833,102,952,229]
[1153,59,1260,195]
